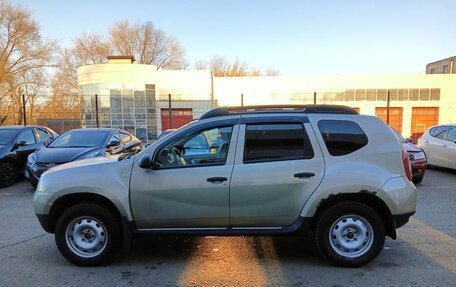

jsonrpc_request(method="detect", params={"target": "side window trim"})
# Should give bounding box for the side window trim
[242,121,314,164]
[152,123,238,170]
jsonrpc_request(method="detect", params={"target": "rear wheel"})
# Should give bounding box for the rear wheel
[0,163,17,187]
[315,201,385,267]
[55,203,121,266]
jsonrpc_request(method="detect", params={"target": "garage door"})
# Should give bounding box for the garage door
[411,107,439,143]
[375,107,403,134]
[161,108,193,131]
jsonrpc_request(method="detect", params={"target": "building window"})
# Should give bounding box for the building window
[442,65,449,74]
[430,68,436,74]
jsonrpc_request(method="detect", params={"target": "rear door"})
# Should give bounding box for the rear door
[229,117,325,227]
[442,127,456,169]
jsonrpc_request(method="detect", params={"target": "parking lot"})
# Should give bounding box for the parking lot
[0,169,454,287]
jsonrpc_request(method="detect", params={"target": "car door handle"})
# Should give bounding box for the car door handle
[207,177,228,183]
[294,172,315,179]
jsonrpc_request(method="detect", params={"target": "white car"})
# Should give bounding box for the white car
[418,124,456,169]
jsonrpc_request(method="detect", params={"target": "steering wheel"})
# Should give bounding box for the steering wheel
[171,147,187,165]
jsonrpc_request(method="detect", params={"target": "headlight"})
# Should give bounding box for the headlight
[78,151,104,160]
[413,151,426,160]
[27,153,37,165]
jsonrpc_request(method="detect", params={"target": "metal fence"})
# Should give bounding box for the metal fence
[1,90,401,142]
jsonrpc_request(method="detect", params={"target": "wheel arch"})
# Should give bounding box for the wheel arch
[47,193,123,234]
[310,193,396,239]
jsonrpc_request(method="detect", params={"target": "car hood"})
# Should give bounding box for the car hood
[36,146,102,164]
[47,155,122,172]
[403,142,421,153]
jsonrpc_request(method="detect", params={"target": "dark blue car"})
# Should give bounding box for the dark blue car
[25,128,143,187]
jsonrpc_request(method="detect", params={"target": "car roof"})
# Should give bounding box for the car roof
[65,128,119,133]
[0,125,46,130]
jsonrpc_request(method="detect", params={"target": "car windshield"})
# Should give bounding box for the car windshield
[48,131,108,148]
[0,129,18,145]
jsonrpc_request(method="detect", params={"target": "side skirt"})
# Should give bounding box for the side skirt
[133,217,312,237]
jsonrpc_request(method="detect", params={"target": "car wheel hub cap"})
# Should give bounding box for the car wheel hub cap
[65,217,108,258]
[329,215,374,258]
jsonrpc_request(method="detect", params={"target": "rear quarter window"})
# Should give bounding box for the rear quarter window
[318,120,368,156]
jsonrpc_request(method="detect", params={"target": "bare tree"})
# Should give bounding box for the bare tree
[73,33,111,65]
[195,56,277,77]
[109,20,188,69]
[0,0,55,124]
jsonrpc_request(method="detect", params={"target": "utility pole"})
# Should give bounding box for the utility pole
[95,94,99,128]
[168,93,172,129]
[386,90,390,125]
[241,93,244,107]
[313,92,317,105]
[22,93,27,126]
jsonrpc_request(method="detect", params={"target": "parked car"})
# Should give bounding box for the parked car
[0,126,58,187]
[33,105,416,267]
[391,129,427,184]
[26,128,143,187]
[418,124,456,170]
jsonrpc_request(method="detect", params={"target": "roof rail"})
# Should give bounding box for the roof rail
[200,105,358,119]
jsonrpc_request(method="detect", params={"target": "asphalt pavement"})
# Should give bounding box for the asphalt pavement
[0,168,455,287]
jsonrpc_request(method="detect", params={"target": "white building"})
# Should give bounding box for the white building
[78,56,456,143]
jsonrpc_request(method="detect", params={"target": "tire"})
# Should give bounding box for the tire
[54,203,121,266]
[0,162,17,188]
[30,181,37,189]
[315,201,385,267]
[412,175,424,184]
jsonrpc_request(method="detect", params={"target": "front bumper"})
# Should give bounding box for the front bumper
[411,159,427,177]
[25,163,56,185]
[35,213,52,233]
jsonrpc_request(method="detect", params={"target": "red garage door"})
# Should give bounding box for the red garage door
[375,107,403,134]
[411,107,439,143]
[161,108,193,130]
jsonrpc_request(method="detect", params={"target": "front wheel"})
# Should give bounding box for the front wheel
[315,202,385,267]
[0,162,17,187]
[54,203,121,266]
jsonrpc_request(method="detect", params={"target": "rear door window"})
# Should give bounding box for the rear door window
[318,120,368,156]
[243,123,313,163]
[17,129,37,145]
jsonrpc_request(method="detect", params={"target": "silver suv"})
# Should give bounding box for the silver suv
[33,105,416,267]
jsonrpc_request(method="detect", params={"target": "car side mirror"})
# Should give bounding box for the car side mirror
[14,140,28,149]
[210,143,219,149]
[138,153,152,169]
[107,140,120,148]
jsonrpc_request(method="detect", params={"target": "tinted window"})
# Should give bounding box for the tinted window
[108,133,121,145]
[0,130,18,145]
[17,130,36,145]
[156,126,233,168]
[447,128,456,142]
[37,128,52,142]
[429,126,448,140]
[244,123,313,163]
[318,120,368,156]
[49,131,108,148]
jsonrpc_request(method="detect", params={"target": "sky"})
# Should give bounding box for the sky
[12,0,456,75]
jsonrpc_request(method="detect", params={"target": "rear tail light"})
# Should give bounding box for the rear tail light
[402,149,412,181]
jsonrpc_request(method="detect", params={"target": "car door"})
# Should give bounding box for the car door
[130,122,239,229]
[424,126,449,166]
[13,129,41,171]
[229,118,325,228]
[442,127,456,169]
